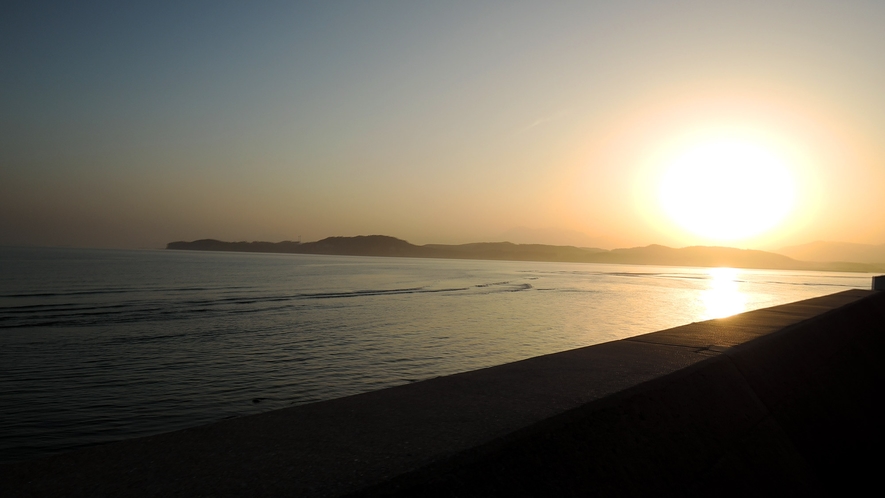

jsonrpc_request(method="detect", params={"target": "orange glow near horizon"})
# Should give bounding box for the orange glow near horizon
[621,93,828,249]
[658,138,796,242]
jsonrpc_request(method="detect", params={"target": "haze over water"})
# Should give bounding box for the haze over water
[0,247,874,463]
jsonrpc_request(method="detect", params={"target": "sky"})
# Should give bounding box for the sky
[2,0,884,250]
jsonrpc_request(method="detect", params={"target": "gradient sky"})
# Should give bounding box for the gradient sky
[2,0,884,250]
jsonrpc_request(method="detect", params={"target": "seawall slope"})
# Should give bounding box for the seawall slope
[2,289,883,496]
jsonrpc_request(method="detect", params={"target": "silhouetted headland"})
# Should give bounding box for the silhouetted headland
[167,235,885,272]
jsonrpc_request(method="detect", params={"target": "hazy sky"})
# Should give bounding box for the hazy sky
[2,1,884,250]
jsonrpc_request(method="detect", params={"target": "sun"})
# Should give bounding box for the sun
[657,139,796,242]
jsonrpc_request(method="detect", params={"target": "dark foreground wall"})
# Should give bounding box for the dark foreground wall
[3,290,883,497]
[363,289,885,497]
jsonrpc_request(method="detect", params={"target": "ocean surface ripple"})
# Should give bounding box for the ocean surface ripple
[0,246,872,463]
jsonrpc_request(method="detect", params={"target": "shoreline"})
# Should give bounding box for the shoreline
[167,236,885,274]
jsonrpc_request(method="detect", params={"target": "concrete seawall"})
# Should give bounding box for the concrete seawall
[3,289,883,496]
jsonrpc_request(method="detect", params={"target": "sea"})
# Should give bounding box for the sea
[0,246,875,464]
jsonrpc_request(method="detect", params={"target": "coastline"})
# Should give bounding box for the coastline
[3,288,883,496]
[167,236,885,273]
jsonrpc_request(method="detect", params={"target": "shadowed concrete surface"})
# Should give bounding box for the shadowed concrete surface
[2,289,883,497]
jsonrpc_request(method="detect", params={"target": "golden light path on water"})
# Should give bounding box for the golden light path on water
[700,267,748,320]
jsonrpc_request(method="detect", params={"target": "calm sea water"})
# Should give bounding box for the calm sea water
[0,246,874,463]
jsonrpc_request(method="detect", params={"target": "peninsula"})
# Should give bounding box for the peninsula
[167,236,885,273]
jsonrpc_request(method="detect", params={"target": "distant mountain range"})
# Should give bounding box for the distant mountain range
[167,236,885,273]
[496,226,615,249]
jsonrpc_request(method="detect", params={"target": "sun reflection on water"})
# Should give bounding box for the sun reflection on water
[701,267,747,319]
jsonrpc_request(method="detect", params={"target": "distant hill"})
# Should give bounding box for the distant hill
[423,242,607,262]
[777,241,885,265]
[167,236,428,258]
[591,244,799,268]
[496,226,613,249]
[298,235,428,257]
[166,239,305,253]
[167,236,885,273]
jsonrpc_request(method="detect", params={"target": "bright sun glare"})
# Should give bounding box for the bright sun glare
[658,139,796,242]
